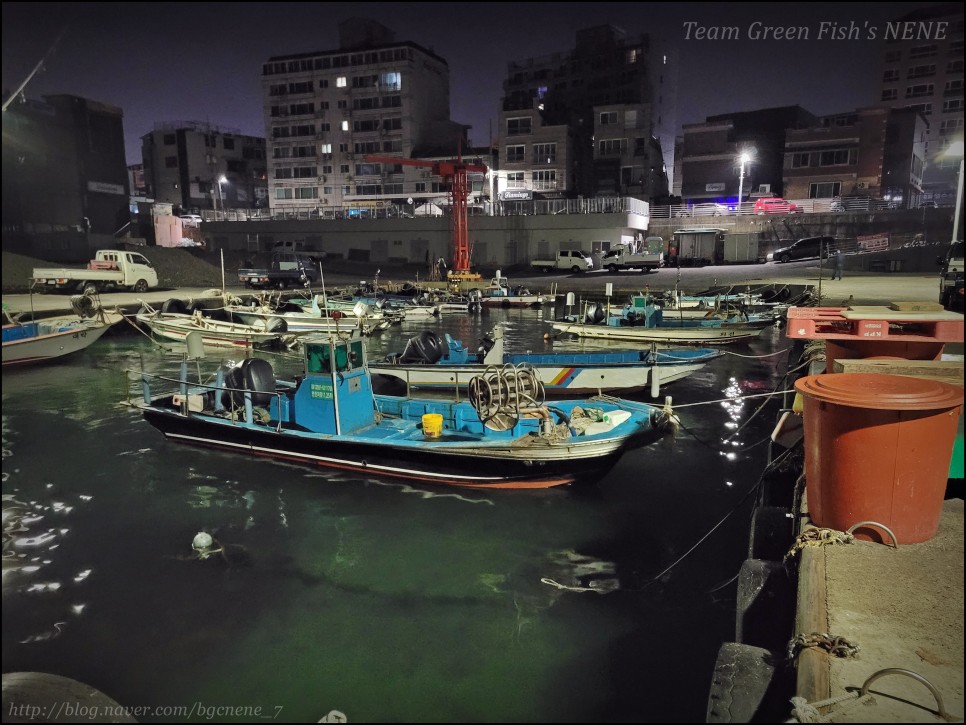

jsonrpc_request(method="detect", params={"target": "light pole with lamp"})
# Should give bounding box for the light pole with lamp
[945,140,964,244]
[216,175,228,216]
[737,152,752,215]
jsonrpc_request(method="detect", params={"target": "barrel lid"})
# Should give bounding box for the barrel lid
[795,373,964,410]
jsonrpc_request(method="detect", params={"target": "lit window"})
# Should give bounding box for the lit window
[336,77,347,87]
[342,120,349,131]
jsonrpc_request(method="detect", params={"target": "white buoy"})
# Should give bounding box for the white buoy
[185,330,205,359]
[650,362,661,398]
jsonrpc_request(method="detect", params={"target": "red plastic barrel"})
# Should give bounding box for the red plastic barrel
[795,373,963,543]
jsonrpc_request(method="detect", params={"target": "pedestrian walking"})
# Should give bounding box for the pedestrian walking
[832,249,845,280]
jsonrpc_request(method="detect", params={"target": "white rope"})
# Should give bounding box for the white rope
[672,388,795,409]
[788,692,875,723]
[720,347,795,359]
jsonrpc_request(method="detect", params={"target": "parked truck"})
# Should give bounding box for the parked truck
[32,250,159,293]
[601,238,664,273]
[530,250,594,273]
[238,252,320,290]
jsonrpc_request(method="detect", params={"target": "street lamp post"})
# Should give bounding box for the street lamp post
[737,152,752,214]
[945,141,964,244]
[216,175,228,215]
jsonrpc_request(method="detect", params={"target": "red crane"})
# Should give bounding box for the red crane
[363,154,488,277]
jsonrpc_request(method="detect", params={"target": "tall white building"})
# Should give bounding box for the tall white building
[262,18,468,216]
[877,3,964,204]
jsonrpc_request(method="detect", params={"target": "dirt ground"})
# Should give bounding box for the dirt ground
[823,498,964,722]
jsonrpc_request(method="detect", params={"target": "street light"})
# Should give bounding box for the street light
[216,175,228,214]
[737,152,752,214]
[944,141,964,243]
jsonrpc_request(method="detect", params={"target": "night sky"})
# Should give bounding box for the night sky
[1,2,936,165]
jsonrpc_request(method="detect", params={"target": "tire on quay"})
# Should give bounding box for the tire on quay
[705,642,789,722]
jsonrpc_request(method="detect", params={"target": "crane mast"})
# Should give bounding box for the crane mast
[363,154,487,281]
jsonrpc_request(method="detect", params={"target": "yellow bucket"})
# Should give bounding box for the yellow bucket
[422,413,443,437]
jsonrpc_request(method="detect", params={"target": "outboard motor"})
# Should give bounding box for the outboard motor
[478,335,495,357]
[221,358,277,408]
[584,303,606,324]
[398,331,445,364]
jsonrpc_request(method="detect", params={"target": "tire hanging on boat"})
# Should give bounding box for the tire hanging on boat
[161,298,189,315]
[69,293,96,319]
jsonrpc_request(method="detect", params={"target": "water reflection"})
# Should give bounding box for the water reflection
[1,307,791,722]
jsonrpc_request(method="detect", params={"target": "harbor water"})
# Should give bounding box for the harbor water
[2,306,794,722]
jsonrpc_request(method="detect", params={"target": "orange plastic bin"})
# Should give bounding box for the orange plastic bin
[795,373,963,543]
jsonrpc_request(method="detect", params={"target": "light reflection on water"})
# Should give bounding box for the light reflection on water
[1,308,790,722]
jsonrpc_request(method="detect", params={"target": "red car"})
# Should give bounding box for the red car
[754,197,803,215]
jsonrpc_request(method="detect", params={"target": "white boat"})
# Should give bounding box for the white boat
[2,293,122,367]
[368,326,720,396]
[136,303,296,350]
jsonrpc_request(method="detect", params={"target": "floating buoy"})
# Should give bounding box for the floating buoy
[543,332,552,341]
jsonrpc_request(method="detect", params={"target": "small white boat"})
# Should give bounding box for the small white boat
[136,303,296,350]
[2,293,122,367]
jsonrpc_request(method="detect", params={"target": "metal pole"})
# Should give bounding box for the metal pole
[737,160,745,213]
[952,158,964,244]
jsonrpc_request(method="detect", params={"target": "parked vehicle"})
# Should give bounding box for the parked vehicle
[938,241,964,312]
[531,250,594,273]
[767,236,836,263]
[179,214,203,227]
[676,203,728,218]
[238,252,319,290]
[754,198,803,215]
[601,245,663,273]
[32,250,159,293]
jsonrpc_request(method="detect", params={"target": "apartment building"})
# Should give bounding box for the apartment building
[261,18,468,216]
[140,122,267,213]
[783,107,927,207]
[496,25,673,204]
[877,3,964,203]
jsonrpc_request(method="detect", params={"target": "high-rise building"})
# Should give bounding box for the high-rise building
[877,3,964,204]
[497,25,674,204]
[261,18,469,216]
[140,122,267,214]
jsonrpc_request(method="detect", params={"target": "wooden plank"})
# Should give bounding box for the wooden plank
[841,306,964,321]
[796,541,830,711]
[832,358,964,387]
[889,301,946,312]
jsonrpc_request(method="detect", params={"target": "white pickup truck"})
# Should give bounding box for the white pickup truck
[531,250,594,273]
[601,238,665,273]
[33,250,160,293]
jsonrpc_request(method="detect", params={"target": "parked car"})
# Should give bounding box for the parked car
[675,202,728,218]
[179,214,203,227]
[754,198,803,215]
[767,236,836,263]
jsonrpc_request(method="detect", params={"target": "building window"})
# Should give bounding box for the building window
[882,69,900,82]
[907,64,936,79]
[275,188,293,200]
[533,143,556,163]
[381,72,401,91]
[884,50,901,62]
[275,168,293,179]
[323,186,333,195]
[164,156,177,168]
[945,79,964,93]
[939,118,964,136]
[506,171,525,188]
[319,79,329,89]
[506,117,531,136]
[599,111,618,125]
[904,103,932,115]
[808,182,842,198]
[943,99,964,114]
[295,187,317,199]
[339,143,349,153]
[336,76,347,87]
[881,89,898,101]
[294,166,317,178]
[948,60,965,73]
[320,143,332,154]
[342,120,350,131]
[532,170,556,190]
[340,165,350,174]
[598,138,627,155]
[505,145,525,163]
[163,134,176,145]
[415,183,426,192]
[905,83,934,98]
[908,44,937,59]
[274,147,291,159]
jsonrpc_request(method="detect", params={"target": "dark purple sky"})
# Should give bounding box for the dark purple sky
[2,2,935,165]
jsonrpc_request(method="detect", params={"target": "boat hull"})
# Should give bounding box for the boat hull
[139,405,653,489]
[368,359,709,395]
[136,312,290,349]
[550,321,764,344]
[2,321,113,367]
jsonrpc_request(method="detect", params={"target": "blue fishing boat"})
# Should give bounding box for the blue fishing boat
[127,334,674,489]
[368,326,721,396]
